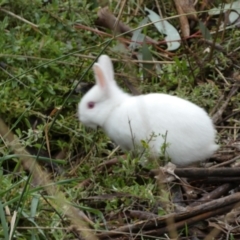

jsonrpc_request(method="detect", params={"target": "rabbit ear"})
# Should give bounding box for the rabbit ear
[93,63,109,89]
[97,55,114,82]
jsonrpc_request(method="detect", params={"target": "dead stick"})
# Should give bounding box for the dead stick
[210,155,240,168]
[150,165,240,178]
[97,205,234,239]
[212,85,239,124]
[174,167,240,178]
[189,183,233,207]
[95,7,158,45]
[97,192,240,238]
[200,177,240,183]
[144,204,234,237]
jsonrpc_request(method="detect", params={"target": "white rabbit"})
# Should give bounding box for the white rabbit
[78,55,218,166]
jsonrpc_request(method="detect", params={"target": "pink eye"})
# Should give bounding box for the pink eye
[87,101,95,109]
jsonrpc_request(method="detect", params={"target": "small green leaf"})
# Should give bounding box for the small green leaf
[199,21,212,40]
[141,40,153,78]
[0,200,9,240]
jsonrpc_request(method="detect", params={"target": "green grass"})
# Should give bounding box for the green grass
[0,0,239,239]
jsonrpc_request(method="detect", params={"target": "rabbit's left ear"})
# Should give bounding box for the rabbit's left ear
[93,63,109,90]
[98,55,114,82]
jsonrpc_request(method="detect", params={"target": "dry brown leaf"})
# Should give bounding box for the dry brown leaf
[174,0,198,38]
[95,7,158,45]
[226,207,240,224]
[157,162,177,183]
[180,0,198,20]
[96,7,130,35]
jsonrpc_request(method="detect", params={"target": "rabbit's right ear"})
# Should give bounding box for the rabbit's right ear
[97,55,114,82]
[93,63,109,90]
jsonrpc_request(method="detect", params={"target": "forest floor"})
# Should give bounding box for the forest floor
[1,1,240,239]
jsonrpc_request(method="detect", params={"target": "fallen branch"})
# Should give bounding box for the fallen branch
[95,7,158,45]
[212,85,239,124]
[96,192,240,239]
[174,167,240,178]
[190,183,233,206]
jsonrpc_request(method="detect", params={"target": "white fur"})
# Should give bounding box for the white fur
[78,55,218,166]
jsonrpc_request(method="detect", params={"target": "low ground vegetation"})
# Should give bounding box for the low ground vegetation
[0,0,240,239]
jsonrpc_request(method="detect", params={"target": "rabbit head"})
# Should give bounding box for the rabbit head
[78,55,129,129]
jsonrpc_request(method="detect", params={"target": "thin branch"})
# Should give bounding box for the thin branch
[0,8,39,29]
[0,54,84,67]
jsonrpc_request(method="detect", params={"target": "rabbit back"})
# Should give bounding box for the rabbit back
[103,93,218,166]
